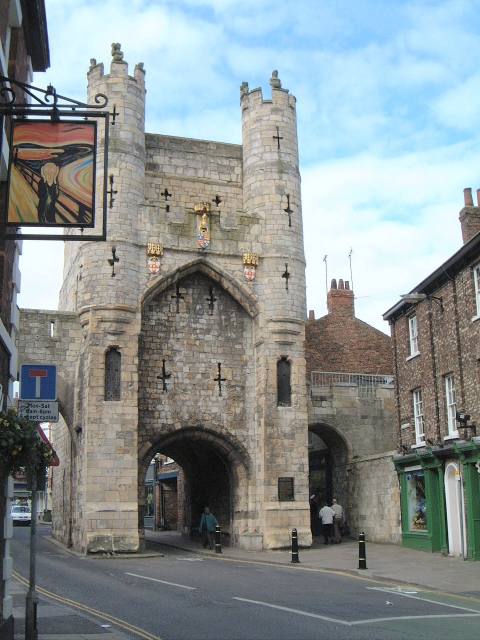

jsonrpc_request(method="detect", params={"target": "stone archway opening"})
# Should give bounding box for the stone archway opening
[139,428,249,547]
[308,423,350,538]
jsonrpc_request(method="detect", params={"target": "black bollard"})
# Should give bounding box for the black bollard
[214,525,222,554]
[358,531,367,569]
[291,528,300,563]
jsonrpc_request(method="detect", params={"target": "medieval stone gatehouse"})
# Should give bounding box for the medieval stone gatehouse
[18,46,401,553]
[19,46,311,552]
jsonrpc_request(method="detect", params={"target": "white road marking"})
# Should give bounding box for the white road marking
[175,557,204,562]
[125,572,196,590]
[232,597,350,625]
[352,613,480,625]
[233,595,480,628]
[366,587,480,614]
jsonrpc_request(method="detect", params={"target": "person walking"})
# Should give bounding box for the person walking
[309,489,321,536]
[199,506,218,550]
[331,497,344,543]
[318,502,335,545]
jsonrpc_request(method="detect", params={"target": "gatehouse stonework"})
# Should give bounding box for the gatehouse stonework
[18,47,312,552]
[18,45,401,553]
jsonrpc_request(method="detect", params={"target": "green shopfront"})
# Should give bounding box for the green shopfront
[394,440,480,560]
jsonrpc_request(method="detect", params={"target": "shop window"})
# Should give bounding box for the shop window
[277,356,291,406]
[105,347,121,401]
[405,468,427,532]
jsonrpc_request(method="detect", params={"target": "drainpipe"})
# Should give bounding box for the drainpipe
[457,473,466,560]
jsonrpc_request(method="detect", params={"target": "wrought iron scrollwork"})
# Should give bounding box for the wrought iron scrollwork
[0,76,108,111]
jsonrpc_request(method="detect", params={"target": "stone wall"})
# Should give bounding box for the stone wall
[17,310,82,426]
[348,451,401,543]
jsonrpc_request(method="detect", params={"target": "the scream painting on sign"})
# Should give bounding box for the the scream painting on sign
[6,120,96,227]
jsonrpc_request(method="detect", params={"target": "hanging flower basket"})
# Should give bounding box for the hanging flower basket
[0,410,55,477]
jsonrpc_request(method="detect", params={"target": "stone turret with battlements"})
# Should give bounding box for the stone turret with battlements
[240,71,310,547]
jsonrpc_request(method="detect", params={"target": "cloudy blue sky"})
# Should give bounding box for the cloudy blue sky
[18,0,480,332]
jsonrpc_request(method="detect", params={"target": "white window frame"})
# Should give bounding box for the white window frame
[473,263,480,318]
[445,374,458,437]
[413,389,425,445]
[408,314,419,357]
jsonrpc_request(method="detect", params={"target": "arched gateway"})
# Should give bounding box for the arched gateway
[139,427,250,543]
[138,263,254,544]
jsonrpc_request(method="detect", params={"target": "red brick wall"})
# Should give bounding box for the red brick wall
[306,314,393,376]
[391,257,480,448]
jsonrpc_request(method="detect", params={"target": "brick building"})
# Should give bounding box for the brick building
[0,2,49,637]
[306,279,400,542]
[384,188,480,560]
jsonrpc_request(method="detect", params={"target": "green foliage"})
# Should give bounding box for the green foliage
[0,409,54,477]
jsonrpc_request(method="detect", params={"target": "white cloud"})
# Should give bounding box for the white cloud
[303,142,478,330]
[19,0,480,343]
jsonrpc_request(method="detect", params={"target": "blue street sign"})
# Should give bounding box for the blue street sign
[20,364,57,400]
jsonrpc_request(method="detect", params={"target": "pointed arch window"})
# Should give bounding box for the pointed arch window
[277,356,291,406]
[105,347,121,401]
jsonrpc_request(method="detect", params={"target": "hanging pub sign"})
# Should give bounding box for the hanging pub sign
[6,120,96,228]
[0,75,115,241]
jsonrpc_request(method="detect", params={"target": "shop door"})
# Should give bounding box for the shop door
[444,462,466,557]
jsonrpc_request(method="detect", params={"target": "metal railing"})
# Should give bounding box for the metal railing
[310,371,394,399]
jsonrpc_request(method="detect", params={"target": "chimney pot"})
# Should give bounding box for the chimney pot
[330,278,337,290]
[308,310,315,320]
[464,187,473,206]
[460,189,480,244]
[327,277,355,318]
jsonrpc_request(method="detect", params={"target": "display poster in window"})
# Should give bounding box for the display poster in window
[406,469,427,531]
[6,120,96,228]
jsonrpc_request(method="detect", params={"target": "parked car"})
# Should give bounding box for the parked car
[11,504,31,526]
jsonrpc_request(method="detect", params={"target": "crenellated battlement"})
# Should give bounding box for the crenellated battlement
[87,43,145,85]
[240,71,296,112]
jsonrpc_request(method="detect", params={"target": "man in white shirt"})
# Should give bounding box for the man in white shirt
[331,497,344,543]
[318,502,335,545]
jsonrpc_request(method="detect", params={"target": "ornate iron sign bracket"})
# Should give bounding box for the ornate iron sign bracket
[0,75,114,242]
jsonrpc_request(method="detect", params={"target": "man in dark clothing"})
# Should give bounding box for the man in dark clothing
[199,506,218,550]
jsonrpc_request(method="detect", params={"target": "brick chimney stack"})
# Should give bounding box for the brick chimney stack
[327,278,355,318]
[459,187,480,244]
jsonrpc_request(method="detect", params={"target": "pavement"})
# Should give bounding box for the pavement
[11,529,480,640]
